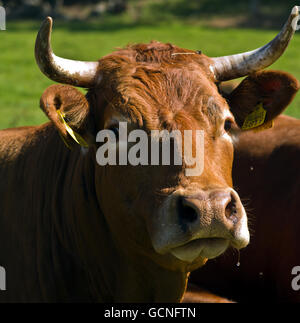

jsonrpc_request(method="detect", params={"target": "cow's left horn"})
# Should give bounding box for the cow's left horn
[210,6,300,82]
[35,17,99,88]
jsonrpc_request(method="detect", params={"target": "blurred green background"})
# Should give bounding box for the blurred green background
[0,0,300,129]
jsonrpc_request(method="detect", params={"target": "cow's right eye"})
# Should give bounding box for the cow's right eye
[224,119,233,132]
[109,126,119,140]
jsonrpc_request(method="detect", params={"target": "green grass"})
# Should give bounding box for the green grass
[0,20,300,129]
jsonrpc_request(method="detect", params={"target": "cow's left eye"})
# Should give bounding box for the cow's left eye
[224,119,233,132]
[109,126,119,139]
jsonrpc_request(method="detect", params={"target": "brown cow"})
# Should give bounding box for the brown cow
[0,7,299,302]
[188,114,300,303]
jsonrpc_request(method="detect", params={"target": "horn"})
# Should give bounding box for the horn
[35,17,99,88]
[210,6,300,82]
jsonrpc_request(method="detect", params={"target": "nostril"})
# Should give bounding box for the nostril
[225,195,238,224]
[177,196,198,224]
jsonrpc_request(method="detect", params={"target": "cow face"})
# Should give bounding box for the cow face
[40,42,299,272]
[90,52,247,271]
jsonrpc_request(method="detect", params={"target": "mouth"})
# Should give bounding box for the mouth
[170,238,229,263]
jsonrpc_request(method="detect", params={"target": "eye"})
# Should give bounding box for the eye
[108,126,119,139]
[224,119,233,132]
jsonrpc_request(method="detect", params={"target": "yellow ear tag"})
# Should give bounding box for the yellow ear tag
[242,102,267,130]
[58,131,72,149]
[253,120,274,132]
[57,110,89,148]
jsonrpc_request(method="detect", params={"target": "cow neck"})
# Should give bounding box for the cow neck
[54,142,119,301]
[113,250,189,302]
[49,131,188,302]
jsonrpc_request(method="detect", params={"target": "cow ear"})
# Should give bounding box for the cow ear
[40,84,93,148]
[228,71,299,130]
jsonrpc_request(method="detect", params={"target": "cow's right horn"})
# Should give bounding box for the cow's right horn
[35,17,99,88]
[210,6,300,82]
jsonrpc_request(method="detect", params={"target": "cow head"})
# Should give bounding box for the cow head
[37,8,299,276]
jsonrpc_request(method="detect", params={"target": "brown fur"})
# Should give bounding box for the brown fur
[188,114,300,302]
[0,42,298,302]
